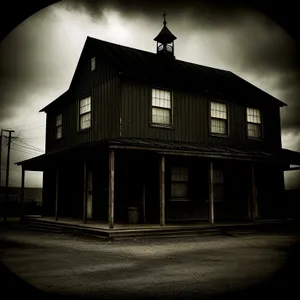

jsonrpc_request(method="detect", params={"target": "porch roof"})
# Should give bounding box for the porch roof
[15,138,300,171]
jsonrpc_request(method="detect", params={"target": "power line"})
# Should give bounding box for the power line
[11,140,44,154]
[17,136,45,139]
[14,138,44,152]
[10,146,42,157]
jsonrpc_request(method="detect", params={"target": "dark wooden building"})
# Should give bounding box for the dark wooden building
[17,15,300,227]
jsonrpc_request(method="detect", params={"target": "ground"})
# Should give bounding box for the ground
[0,224,299,299]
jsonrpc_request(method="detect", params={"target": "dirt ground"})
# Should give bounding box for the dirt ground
[0,225,299,299]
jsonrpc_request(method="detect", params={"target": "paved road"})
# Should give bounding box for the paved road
[0,227,299,299]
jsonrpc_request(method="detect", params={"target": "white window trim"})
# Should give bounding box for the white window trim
[210,101,228,135]
[246,107,262,138]
[79,96,92,131]
[56,113,63,139]
[151,88,172,126]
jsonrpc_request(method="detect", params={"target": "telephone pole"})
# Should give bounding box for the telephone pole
[0,129,3,188]
[2,129,14,222]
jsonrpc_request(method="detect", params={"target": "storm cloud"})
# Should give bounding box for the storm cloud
[0,0,299,187]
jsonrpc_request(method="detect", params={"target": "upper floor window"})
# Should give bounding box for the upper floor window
[210,101,228,135]
[247,107,262,138]
[79,96,91,130]
[90,57,96,71]
[151,88,172,126]
[56,113,62,139]
[171,166,189,200]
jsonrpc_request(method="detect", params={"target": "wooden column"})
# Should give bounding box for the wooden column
[20,167,25,222]
[83,158,87,224]
[55,167,59,221]
[209,161,214,224]
[108,149,115,229]
[159,155,165,226]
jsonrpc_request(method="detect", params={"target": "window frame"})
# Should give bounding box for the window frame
[209,100,229,137]
[151,87,173,128]
[78,95,92,131]
[55,113,63,140]
[246,107,263,139]
[170,166,190,202]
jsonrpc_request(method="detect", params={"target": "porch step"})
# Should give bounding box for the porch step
[20,217,288,241]
[21,220,64,234]
[23,217,110,239]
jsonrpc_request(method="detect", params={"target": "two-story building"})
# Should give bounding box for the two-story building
[16,15,300,228]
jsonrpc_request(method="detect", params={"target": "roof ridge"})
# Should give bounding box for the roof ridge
[87,36,230,73]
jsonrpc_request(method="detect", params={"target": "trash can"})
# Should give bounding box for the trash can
[128,207,139,224]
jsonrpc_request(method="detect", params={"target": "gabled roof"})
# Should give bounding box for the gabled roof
[39,90,69,112]
[86,37,286,106]
[39,36,287,112]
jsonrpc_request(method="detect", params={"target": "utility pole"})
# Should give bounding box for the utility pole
[3,129,14,222]
[0,129,3,188]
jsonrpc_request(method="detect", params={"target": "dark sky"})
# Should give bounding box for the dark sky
[0,0,299,188]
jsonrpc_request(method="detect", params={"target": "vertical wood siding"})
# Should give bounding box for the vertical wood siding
[121,80,283,151]
[45,50,121,152]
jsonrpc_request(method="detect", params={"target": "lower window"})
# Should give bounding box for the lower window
[171,166,189,200]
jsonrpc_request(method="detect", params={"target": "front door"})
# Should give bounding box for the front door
[87,170,93,219]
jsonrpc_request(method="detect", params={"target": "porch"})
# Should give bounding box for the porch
[15,138,295,229]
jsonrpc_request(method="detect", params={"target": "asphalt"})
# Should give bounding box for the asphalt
[0,223,300,300]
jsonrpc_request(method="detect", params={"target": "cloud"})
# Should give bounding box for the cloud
[0,0,300,187]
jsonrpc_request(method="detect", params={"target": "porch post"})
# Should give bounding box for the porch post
[20,166,25,222]
[209,161,214,224]
[55,167,59,221]
[108,149,115,229]
[159,155,165,226]
[83,158,87,224]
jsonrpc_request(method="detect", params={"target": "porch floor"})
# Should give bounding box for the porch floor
[22,215,288,240]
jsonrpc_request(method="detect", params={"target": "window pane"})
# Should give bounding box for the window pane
[213,170,224,184]
[247,107,261,124]
[171,167,189,181]
[91,57,96,71]
[211,118,227,134]
[80,113,91,129]
[56,126,62,139]
[56,114,62,126]
[80,97,91,107]
[247,123,261,138]
[171,183,188,198]
[211,101,227,119]
[80,103,91,114]
[152,107,170,125]
[152,89,171,108]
